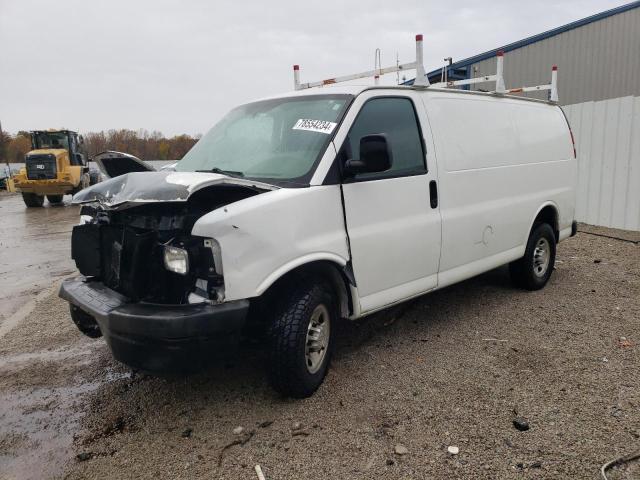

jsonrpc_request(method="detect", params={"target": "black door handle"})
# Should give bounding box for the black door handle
[429,180,438,209]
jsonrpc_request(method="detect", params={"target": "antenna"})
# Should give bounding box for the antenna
[293,34,430,90]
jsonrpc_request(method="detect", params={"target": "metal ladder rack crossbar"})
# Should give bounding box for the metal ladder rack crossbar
[293,35,429,90]
[293,38,559,103]
[430,50,559,102]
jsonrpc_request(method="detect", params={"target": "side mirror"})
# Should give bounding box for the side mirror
[344,134,393,176]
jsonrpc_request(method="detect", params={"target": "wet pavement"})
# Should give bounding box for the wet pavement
[0,192,79,323]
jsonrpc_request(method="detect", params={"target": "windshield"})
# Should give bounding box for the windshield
[175,94,352,184]
[33,132,70,150]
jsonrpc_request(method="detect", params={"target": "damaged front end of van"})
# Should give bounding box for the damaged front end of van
[58,170,278,371]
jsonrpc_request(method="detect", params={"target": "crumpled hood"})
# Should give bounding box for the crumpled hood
[72,171,278,209]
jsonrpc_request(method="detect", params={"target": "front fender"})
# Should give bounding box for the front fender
[191,185,349,302]
[255,252,348,296]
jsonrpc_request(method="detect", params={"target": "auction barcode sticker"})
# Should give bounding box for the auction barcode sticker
[292,119,337,134]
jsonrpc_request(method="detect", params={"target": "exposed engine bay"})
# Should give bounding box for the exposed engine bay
[71,171,275,304]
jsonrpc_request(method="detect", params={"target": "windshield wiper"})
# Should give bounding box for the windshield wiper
[196,167,244,177]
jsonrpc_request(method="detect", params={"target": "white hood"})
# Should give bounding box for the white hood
[72,170,279,209]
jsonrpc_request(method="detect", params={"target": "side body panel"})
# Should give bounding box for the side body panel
[191,186,349,302]
[421,91,576,289]
[335,90,442,314]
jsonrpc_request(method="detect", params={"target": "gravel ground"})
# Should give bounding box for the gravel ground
[0,229,638,480]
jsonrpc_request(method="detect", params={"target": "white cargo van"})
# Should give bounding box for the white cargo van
[60,44,577,398]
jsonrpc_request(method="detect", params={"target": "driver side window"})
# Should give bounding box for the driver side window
[344,97,426,179]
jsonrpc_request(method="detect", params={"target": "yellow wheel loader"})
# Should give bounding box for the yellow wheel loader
[12,130,96,207]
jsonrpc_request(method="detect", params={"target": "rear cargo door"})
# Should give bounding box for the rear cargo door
[338,92,441,313]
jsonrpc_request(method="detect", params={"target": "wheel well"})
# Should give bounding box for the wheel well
[259,261,353,319]
[534,205,559,242]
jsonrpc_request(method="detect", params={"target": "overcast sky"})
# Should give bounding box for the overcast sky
[0,0,629,136]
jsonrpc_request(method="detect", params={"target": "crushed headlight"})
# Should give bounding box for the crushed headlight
[163,245,189,275]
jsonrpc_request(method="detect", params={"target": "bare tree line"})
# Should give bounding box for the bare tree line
[0,129,201,163]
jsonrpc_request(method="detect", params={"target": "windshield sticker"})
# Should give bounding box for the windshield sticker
[292,119,337,134]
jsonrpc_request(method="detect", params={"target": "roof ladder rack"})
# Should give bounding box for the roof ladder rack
[430,51,559,102]
[293,34,430,90]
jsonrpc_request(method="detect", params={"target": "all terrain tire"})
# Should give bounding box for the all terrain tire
[267,279,336,398]
[509,222,556,290]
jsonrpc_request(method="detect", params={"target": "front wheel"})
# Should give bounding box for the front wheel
[267,280,335,398]
[22,192,44,207]
[510,223,556,290]
[47,194,64,205]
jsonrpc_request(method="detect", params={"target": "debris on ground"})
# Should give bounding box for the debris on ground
[254,464,266,480]
[181,428,192,438]
[600,451,640,480]
[448,445,460,455]
[394,444,409,455]
[513,417,530,431]
[218,430,255,466]
[232,426,244,435]
[618,337,633,348]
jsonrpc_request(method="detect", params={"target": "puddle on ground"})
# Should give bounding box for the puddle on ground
[0,343,102,370]
[0,367,130,480]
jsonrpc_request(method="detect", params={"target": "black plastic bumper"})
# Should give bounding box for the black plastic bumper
[59,276,249,372]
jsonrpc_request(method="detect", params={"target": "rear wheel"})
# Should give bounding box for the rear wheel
[510,223,556,290]
[267,279,335,398]
[47,194,64,205]
[69,305,102,338]
[22,192,44,208]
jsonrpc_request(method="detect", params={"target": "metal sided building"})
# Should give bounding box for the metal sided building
[410,2,640,231]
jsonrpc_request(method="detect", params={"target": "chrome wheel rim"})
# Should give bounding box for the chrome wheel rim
[533,237,551,277]
[305,304,330,374]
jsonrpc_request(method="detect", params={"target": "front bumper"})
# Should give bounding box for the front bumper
[14,176,76,194]
[59,276,249,372]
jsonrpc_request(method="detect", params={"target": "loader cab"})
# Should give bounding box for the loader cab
[31,130,87,165]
